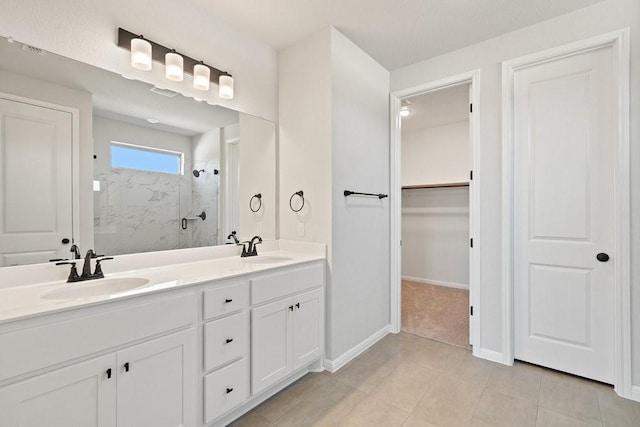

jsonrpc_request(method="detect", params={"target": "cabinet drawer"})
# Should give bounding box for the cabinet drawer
[204,358,248,423]
[251,263,324,305]
[203,281,248,320]
[204,311,247,371]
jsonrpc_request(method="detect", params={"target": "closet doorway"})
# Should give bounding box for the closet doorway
[390,71,480,351]
[400,84,471,347]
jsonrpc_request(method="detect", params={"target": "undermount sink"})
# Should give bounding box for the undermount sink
[242,255,293,265]
[42,278,150,300]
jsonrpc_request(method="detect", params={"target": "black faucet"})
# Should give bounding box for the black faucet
[57,250,113,283]
[227,231,239,244]
[81,249,97,279]
[240,235,263,257]
[69,244,81,259]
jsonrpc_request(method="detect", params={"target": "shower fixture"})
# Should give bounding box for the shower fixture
[192,168,220,177]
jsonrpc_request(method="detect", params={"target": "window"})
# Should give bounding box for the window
[110,142,183,174]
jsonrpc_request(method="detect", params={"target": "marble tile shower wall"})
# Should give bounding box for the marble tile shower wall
[191,159,220,247]
[94,168,190,255]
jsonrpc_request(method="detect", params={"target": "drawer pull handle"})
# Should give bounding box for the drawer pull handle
[106,368,112,379]
[295,303,300,309]
[226,387,234,394]
[225,298,233,303]
[289,305,294,311]
[226,338,234,344]
[124,362,130,372]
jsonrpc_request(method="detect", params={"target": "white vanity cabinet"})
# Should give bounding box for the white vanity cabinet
[250,263,324,394]
[0,293,197,427]
[202,280,250,424]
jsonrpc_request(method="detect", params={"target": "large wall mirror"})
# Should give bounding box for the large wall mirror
[0,37,276,266]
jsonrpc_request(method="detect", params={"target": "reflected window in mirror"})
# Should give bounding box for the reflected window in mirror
[110,141,183,175]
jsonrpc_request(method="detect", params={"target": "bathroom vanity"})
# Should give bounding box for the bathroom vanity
[0,243,325,427]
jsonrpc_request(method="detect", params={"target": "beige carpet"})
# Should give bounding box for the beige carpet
[401,280,470,348]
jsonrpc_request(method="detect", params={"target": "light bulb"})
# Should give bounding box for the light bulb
[131,37,152,71]
[165,51,183,81]
[400,106,411,117]
[219,74,234,99]
[193,63,210,91]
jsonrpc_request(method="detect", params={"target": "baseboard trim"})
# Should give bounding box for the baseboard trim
[475,348,508,365]
[324,325,390,373]
[402,276,469,290]
[631,385,640,402]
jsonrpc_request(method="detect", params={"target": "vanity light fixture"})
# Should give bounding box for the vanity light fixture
[193,62,210,91]
[165,50,184,81]
[130,36,152,71]
[219,73,234,99]
[118,28,234,99]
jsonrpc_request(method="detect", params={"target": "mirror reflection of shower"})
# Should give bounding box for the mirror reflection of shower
[192,168,219,178]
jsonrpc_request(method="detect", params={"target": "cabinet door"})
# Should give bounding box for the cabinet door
[0,354,116,427]
[251,297,293,394]
[292,288,323,370]
[116,329,196,427]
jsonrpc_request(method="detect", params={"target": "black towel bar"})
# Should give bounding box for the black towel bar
[344,190,388,199]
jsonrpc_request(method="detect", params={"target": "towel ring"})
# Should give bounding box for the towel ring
[249,193,262,212]
[289,190,304,213]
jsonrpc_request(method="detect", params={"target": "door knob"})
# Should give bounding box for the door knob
[61,238,70,244]
[596,253,610,262]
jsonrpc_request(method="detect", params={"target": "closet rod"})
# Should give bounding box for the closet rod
[402,182,469,190]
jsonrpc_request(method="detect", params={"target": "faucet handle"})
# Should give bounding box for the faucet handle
[93,257,114,279]
[239,241,251,257]
[56,261,80,282]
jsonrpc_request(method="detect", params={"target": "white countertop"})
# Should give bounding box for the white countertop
[0,243,326,326]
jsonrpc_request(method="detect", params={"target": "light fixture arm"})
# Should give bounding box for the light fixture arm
[117,28,230,85]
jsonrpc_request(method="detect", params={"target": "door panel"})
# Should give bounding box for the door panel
[0,354,116,427]
[0,98,73,266]
[513,45,615,383]
[251,297,292,394]
[116,330,195,427]
[292,288,322,370]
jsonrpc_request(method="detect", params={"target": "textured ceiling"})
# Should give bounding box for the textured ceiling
[201,0,604,69]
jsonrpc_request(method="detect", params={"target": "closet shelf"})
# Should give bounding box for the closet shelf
[402,182,469,189]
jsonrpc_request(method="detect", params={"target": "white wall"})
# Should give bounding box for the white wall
[391,0,640,386]
[0,0,278,121]
[330,29,390,358]
[0,69,94,252]
[402,120,470,186]
[278,29,333,246]
[402,187,469,287]
[401,118,470,287]
[239,114,277,241]
[279,27,390,360]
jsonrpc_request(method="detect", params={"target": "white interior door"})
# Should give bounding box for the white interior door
[513,45,616,383]
[0,97,73,266]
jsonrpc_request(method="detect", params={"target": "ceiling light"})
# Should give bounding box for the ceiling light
[219,73,234,100]
[130,36,152,71]
[165,50,184,81]
[193,62,210,91]
[400,106,412,117]
[146,118,160,124]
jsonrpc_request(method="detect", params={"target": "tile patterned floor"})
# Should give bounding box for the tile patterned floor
[230,333,640,426]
